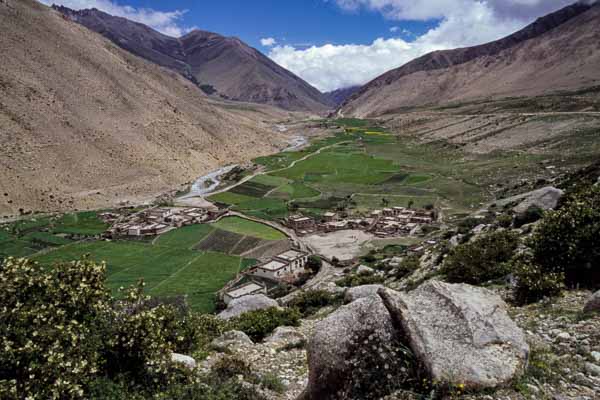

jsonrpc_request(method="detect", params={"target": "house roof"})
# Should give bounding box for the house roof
[258,260,288,271]
[276,249,306,262]
[226,283,264,299]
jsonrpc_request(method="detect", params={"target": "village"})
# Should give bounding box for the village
[100,206,226,238]
[285,205,436,238]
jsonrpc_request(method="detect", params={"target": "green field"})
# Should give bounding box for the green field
[34,240,248,313]
[154,224,214,249]
[211,216,286,240]
[52,211,109,235]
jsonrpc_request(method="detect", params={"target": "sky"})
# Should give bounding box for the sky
[41,0,579,92]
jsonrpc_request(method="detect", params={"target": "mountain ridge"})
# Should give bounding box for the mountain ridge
[340,1,600,117]
[53,5,332,113]
[0,0,291,217]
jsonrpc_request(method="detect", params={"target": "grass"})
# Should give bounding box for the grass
[154,224,214,249]
[211,217,285,240]
[208,192,256,205]
[34,240,248,313]
[52,211,108,235]
[269,183,320,200]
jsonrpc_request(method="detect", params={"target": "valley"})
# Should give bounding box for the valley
[2,1,600,399]
[3,102,599,313]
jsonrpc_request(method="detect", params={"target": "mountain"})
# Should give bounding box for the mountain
[53,6,332,113]
[340,2,600,117]
[324,86,360,107]
[0,0,291,217]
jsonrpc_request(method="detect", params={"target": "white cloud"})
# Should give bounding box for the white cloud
[269,0,574,91]
[39,0,194,37]
[260,37,278,47]
[389,26,399,32]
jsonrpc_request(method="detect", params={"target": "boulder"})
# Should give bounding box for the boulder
[310,281,345,295]
[379,282,529,390]
[300,295,397,400]
[583,290,600,314]
[344,284,385,303]
[210,330,253,352]
[265,326,306,348]
[171,353,196,369]
[513,186,564,213]
[356,265,374,275]
[217,294,279,320]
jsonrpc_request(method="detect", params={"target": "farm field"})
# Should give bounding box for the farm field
[211,216,286,240]
[34,240,247,313]
[3,212,286,312]
[0,211,106,261]
[207,120,510,220]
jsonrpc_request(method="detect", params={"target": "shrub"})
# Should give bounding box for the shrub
[529,185,600,289]
[335,273,385,288]
[306,255,323,273]
[512,256,565,305]
[496,214,513,228]
[0,257,110,399]
[395,255,420,279]
[514,205,544,228]
[229,307,301,342]
[0,257,200,399]
[441,230,519,285]
[286,290,342,317]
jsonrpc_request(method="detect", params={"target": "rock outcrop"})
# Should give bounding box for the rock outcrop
[300,295,396,400]
[343,284,385,304]
[218,294,279,320]
[210,330,254,352]
[265,326,306,349]
[513,187,564,213]
[379,282,529,389]
[171,353,196,369]
[584,290,600,314]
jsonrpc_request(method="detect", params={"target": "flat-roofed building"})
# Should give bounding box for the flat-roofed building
[223,282,267,305]
[323,212,337,222]
[287,215,316,232]
[274,249,309,273]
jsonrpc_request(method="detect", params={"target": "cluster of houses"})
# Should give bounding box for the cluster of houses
[104,207,224,238]
[285,206,435,238]
[222,248,310,304]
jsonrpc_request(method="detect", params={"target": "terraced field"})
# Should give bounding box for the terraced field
[34,240,246,313]
[7,213,286,312]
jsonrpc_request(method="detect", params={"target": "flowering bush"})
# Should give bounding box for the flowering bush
[0,257,201,399]
[0,257,110,399]
[512,255,565,304]
[529,185,600,289]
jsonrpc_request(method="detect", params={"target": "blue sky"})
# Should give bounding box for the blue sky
[42,0,575,91]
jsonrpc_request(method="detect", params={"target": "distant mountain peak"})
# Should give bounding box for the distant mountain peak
[53,6,331,112]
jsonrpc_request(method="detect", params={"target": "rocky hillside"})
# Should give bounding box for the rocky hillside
[340,2,600,117]
[0,0,292,218]
[53,5,332,113]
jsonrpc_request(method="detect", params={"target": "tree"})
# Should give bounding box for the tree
[407,200,414,209]
[306,255,323,274]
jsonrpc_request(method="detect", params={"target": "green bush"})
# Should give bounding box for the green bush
[395,255,420,279]
[512,256,565,305]
[441,230,519,285]
[335,273,385,288]
[529,186,600,289]
[306,255,323,273]
[0,257,203,399]
[229,307,301,342]
[286,290,342,317]
[514,205,544,228]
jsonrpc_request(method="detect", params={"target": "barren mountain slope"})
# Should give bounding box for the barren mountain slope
[54,6,332,113]
[340,2,600,117]
[0,0,291,218]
